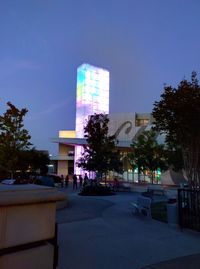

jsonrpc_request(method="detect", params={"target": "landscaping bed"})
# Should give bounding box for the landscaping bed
[79,185,115,196]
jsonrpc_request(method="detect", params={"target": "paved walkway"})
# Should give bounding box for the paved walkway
[56,187,200,269]
[141,253,200,269]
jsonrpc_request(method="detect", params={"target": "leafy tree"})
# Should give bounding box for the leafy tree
[0,102,32,178]
[17,149,50,176]
[164,140,183,172]
[128,130,168,184]
[152,72,200,188]
[77,113,122,181]
[29,149,50,175]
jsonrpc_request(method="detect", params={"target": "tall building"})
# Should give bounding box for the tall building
[52,63,167,183]
[74,64,110,174]
[75,64,109,137]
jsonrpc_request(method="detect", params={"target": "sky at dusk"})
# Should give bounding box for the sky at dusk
[0,0,200,154]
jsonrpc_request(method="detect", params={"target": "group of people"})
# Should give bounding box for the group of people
[60,174,69,188]
[60,173,89,190]
[72,173,90,190]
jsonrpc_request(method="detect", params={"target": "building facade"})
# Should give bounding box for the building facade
[51,112,153,180]
[51,63,153,181]
[74,64,110,174]
[51,63,188,185]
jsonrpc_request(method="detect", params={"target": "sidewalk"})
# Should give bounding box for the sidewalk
[56,187,200,269]
[142,253,200,269]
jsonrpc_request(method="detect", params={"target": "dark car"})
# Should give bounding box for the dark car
[34,176,55,187]
[49,174,62,184]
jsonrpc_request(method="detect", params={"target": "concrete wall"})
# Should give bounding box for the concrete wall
[57,160,68,176]
[108,113,136,141]
[161,170,188,185]
[0,243,54,269]
[0,203,55,249]
[0,184,66,269]
[59,144,73,155]
[57,145,74,176]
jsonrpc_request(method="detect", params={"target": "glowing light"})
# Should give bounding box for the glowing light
[75,63,109,138]
[74,63,110,174]
[59,130,76,138]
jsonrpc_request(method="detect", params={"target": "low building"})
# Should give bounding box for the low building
[51,112,153,181]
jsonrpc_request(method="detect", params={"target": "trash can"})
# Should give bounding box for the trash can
[167,198,178,227]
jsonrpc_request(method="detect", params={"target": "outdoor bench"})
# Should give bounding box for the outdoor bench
[131,196,152,218]
[119,182,131,191]
[111,181,131,192]
[147,185,165,196]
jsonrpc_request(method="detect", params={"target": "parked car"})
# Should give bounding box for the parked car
[34,176,55,187]
[49,174,62,183]
[47,174,63,186]
[1,179,16,185]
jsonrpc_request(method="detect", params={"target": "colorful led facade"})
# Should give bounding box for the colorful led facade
[75,63,109,137]
[75,63,110,174]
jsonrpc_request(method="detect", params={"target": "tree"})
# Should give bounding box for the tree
[0,102,32,177]
[128,130,168,184]
[164,140,184,172]
[77,113,122,180]
[17,149,50,176]
[28,149,50,175]
[152,72,200,188]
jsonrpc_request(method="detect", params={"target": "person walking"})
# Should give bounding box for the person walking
[83,173,89,187]
[79,175,83,188]
[65,175,69,188]
[73,174,78,190]
[61,174,64,188]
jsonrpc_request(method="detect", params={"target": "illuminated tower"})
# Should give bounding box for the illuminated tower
[75,63,110,174]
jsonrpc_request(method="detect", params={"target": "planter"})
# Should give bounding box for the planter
[0,184,66,269]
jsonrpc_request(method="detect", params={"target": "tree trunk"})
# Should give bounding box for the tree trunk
[150,171,154,184]
[182,142,200,188]
[138,172,141,183]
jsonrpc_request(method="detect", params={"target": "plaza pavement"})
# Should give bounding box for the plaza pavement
[56,185,200,269]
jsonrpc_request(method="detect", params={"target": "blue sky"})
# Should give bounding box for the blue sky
[0,0,200,154]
